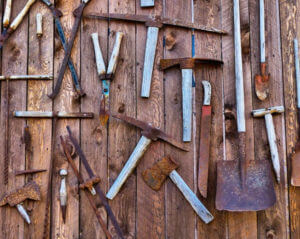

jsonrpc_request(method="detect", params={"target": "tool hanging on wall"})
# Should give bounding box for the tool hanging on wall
[254,0,270,101]
[215,0,276,211]
[48,0,91,99]
[0,0,36,49]
[91,32,124,126]
[65,126,125,239]
[140,0,154,7]
[59,169,68,223]
[252,106,284,183]
[160,58,223,142]
[3,0,12,33]
[198,81,212,198]
[2,75,52,185]
[84,13,227,99]
[14,111,93,118]
[142,156,214,224]
[36,13,43,37]
[0,181,41,224]
[292,38,300,186]
[40,0,85,98]
[105,113,189,200]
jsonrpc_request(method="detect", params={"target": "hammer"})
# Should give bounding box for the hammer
[142,156,214,224]
[160,57,223,142]
[252,106,284,182]
[0,181,41,224]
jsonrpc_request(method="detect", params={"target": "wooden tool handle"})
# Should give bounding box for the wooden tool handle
[10,0,36,30]
[182,69,193,142]
[3,0,12,28]
[36,13,43,37]
[91,33,106,78]
[107,32,124,77]
[259,0,265,63]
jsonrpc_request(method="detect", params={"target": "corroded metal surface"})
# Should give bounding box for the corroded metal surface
[79,176,101,191]
[15,169,47,176]
[160,57,223,70]
[255,63,270,101]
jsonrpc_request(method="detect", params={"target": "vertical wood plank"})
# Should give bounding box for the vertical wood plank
[25,1,53,238]
[0,0,28,238]
[80,0,108,238]
[163,0,195,238]
[194,0,226,238]
[136,1,165,238]
[52,1,80,238]
[108,0,137,238]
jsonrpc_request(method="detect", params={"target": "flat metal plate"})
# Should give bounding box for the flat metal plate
[216,159,276,211]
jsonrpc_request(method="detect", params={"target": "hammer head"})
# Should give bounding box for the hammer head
[160,57,223,70]
[0,181,41,207]
[142,156,179,191]
[252,106,284,118]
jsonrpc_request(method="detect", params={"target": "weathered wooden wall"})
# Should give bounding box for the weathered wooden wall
[0,0,299,238]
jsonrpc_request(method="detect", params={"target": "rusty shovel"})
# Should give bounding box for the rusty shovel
[215,0,276,211]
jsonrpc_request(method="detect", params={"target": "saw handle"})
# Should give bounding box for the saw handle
[107,32,124,78]
[10,0,36,30]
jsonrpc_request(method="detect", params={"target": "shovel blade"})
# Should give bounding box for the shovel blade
[216,160,276,211]
[255,74,270,101]
[291,146,300,186]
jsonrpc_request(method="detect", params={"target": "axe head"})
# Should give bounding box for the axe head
[142,156,179,191]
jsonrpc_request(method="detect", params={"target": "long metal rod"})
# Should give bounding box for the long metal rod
[66,126,125,239]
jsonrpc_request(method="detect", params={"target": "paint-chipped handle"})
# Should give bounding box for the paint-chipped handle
[169,170,214,224]
[16,204,31,224]
[294,39,300,108]
[36,13,43,37]
[260,0,265,63]
[59,169,68,206]
[140,0,155,7]
[182,69,193,142]
[264,114,280,183]
[107,32,124,77]
[141,27,159,98]
[106,136,152,200]
[91,33,106,79]
[10,0,36,30]
[3,0,12,28]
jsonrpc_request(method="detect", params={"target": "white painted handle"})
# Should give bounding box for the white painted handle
[182,69,193,142]
[3,0,12,28]
[294,39,300,107]
[91,33,106,77]
[141,27,159,98]
[10,0,36,30]
[36,13,43,37]
[140,0,155,7]
[16,204,31,224]
[106,136,152,200]
[107,32,124,76]
[233,0,245,132]
[202,81,211,106]
[264,113,280,182]
[169,170,214,224]
[59,169,67,206]
[260,0,265,62]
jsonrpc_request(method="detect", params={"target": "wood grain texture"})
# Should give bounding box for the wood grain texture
[136,1,165,238]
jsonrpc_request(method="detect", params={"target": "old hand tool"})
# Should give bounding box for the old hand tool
[3,0,12,33]
[254,0,270,101]
[48,0,91,99]
[198,81,212,198]
[40,0,85,98]
[292,39,300,186]
[84,13,227,99]
[14,111,93,118]
[59,169,68,223]
[215,0,276,211]
[141,0,154,7]
[160,57,223,142]
[0,181,41,224]
[65,127,125,239]
[91,32,124,126]
[143,156,214,223]
[15,169,47,176]
[106,113,189,200]
[0,0,36,49]
[252,106,284,182]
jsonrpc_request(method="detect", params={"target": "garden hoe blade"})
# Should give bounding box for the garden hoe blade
[215,0,276,211]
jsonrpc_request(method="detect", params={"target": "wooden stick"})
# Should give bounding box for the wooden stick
[0,75,52,80]
[91,33,106,78]
[260,0,265,63]
[182,69,193,142]
[3,0,12,29]
[107,31,124,76]
[10,0,36,30]
[294,39,300,108]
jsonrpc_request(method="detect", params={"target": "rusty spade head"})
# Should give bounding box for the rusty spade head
[255,63,270,101]
[160,57,223,70]
[110,112,189,152]
[142,156,179,190]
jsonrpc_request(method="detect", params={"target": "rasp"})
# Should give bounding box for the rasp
[198,81,212,198]
[48,0,91,99]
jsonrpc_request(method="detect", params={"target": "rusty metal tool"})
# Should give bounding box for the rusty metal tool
[292,38,300,186]
[160,57,223,142]
[91,32,124,126]
[142,156,213,223]
[105,113,189,200]
[3,0,12,33]
[59,169,68,223]
[215,0,276,211]
[84,13,227,99]
[40,0,85,98]
[64,128,125,239]
[48,0,91,99]
[252,106,284,183]
[254,0,270,101]
[0,181,41,224]
[141,0,154,7]
[0,0,36,49]
[15,169,47,176]
[198,81,212,198]
[14,111,93,118]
